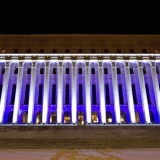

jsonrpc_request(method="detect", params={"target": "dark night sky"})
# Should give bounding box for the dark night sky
[0,2,159,34]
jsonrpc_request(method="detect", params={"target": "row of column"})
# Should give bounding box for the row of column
[0,60,160,124]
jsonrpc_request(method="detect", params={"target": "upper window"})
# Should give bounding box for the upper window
[14,67,18,74]
[66,68,69,74]
[143,66,147,74]
[156,66,159,74]
[78,68,82,74]
[40,67,44,74]
[104,68,108,74]
[53,68,57,74]
[91,68,95,74]
[27,67,31,74]
[1,66,5,74]
[130,66,134,74]
[117,67,121,74]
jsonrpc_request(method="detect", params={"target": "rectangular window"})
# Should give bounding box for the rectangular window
[1,66,5,74]
[118,84,124,104]
[66,68,69,74]
[52,84,56,104]
[53,68,57,74]
[27,67,31,74]
[104,68,108,74]
[145,84,151,104]
[14,67,18,74]
[10,84,16,104]
[117,67,121,74]
[79,84,83,104]
[156,66,159,74]
[38,84,43,104]
[0,84,2,101]
[78,68,82,74]
[92,84,97,104]
[143,66,147,74]
[105,84,110,104]
[24,84,30,104]
[131,84,138,104]
[91,68,95,74]
[40,67,44,74]
[130,66,134,74]
[65,84,69,104]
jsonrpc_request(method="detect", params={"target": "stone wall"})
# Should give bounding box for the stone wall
[0,126,160,149]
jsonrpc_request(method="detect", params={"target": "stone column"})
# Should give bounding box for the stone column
[71,61,77,124]
[150,61,160,122]
[27,61,37,123]
[137,61,150,123]
[111,61,121,123]
[42,61,50,124]
[124,61,136,123]
[0,61,11,123]
[13,61,24,123]
[85,61,91,123]
[98,61,106,123]
[57,61,63,123]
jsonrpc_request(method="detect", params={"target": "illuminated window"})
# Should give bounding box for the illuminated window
[78,111,84,125]
[120,112,126,123]
[22,112,28,123]
[8,111,13,124]
[36,111,42,124]
[155,49,159,53]
[135,111,140,123]
[50,112,56,123]
[106,111,112,123]
[92,111,99,123]
[64,111,70,124]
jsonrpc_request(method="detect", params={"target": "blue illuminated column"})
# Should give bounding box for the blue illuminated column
[57,61,63,123]
[150,61,160,122]
[98,60,106,123]
[124,61,136,123]
[0,61,11,123]
[71,61,77,124]
[13,61,24,123]
[42,61,50,124]
[111,61,121,123]
[85,61,91,123]
[137,61,150,123]
[27,61,37,124]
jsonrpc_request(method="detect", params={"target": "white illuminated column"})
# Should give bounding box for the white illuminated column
[0,61,11,123]
[111,61,121,123]
[137,61,150,123]
[150,61,160,122]
[42,61,50,124]
[98,61,106,123]
[124,61,136,123]
[71,61,77,124]
[27,61,37,123]
[85,61,91,123]
[13,61,24,123]
[57,61,63,123]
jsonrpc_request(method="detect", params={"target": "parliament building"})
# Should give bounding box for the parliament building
[0,34,160,126]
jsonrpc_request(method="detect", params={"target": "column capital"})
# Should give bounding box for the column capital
[6,61,10,67]
[137,61,143,67]
[72,61,76,67]
[98,61,103,67]
[150,61,156,67]
[19,61,24,67]
[45,60,50,67]
[124,61,129,67]
[85,61,90,67]
[111,61,116,67]
[32,61,37,67]
[58,61,63,67]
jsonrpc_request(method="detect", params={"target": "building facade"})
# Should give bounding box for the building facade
[0,34,160,125]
